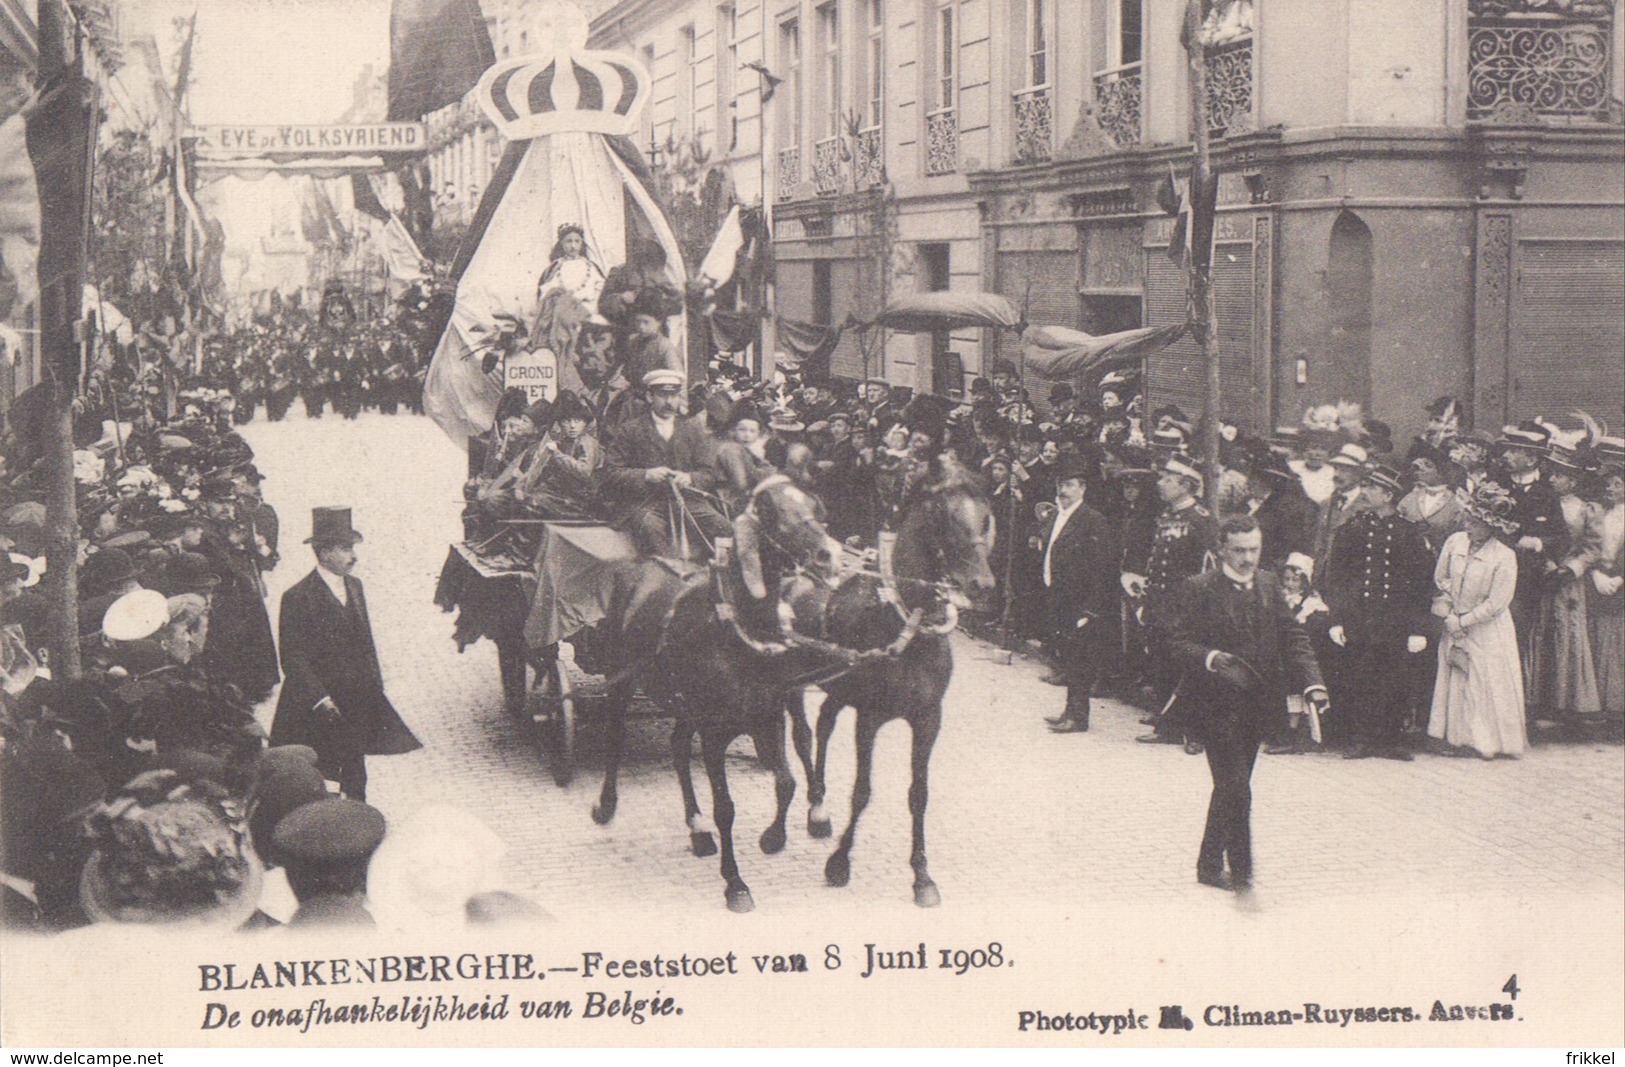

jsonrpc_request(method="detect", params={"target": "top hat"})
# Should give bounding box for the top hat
[304,507,363,547]
[1051,452,1090,485]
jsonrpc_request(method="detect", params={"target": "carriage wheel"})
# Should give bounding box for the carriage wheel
[527,657,576,787]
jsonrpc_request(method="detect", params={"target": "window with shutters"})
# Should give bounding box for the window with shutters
[717,5,738,150]
[680,25,699,140]
[1144,242,1257,427]
[1468,0,1617,124]
[1509,240,1625,422]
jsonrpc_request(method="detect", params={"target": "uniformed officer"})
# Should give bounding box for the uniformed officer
[1495,421,1569,682]
[1322,462,1434,760]
[1126,453,1216,749]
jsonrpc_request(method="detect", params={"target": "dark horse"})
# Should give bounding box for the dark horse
[589,475,843,912]
[794,455,996,907]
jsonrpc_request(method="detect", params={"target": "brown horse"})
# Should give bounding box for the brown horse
[588,475,843,912]
[795,456,996,907]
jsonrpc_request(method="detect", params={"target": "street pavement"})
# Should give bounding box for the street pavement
[240,409,1625,923]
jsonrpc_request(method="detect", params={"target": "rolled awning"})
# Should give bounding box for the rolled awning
[870,291,1024,333]
[1020,321,1189,380]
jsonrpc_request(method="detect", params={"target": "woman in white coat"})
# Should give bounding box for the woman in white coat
[1428,482,1527,759]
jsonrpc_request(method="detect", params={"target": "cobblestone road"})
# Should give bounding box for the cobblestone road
[241,410,1625,924]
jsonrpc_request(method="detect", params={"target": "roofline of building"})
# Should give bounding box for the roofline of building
[587,0,668,49]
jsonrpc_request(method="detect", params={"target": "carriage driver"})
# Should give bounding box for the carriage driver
[599,368,733,558]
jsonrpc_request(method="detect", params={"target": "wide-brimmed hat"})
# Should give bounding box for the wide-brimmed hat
[1497,420,1551,453]
[1329,442,1371,469]
[304,506,363,546]
[102,589,170,642]
[768,409,806,434]
[1456,481,1519,534]
[81,776,264,929]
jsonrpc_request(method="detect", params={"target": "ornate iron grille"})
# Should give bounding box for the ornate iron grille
[813,136,843,196]
[777,146,801,200]
[1205,38,1253,136]
[1093,64,1143,149]
[1013,86,1053,163]
[926,109,958,175]
[855,126,884,188]
[1468,16,1613,121]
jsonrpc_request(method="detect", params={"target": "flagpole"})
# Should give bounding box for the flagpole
[1183,0,1221,513]
[757,67,777,382]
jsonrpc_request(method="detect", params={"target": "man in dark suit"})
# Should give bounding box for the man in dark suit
[599,368,732,558]
[1166,514,1328,892]
[269,507,420,800]
[1038,455,1121,732]
[1246,450,1320,572]
[1495,421,1569,681]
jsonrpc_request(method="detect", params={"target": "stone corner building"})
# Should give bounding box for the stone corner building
[590,0,1623,441]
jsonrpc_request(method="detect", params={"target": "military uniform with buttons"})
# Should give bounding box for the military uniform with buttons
[1131,490,1222,740]
[1323,467,1434,757]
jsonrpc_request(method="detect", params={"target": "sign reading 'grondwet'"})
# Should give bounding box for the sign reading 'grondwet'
[191,123,426,155]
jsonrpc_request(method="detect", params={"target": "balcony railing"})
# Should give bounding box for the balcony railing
[1468,13,1614,122]
[1012,85,1053,164]
[1205,37,1254,136]
[854,126,884,189]
[813,135,843,196]
[1092,62,1143,149]
[925,109,958,176]
[777,145,800,201]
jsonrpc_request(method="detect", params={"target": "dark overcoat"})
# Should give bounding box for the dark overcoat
[269,569,420,758]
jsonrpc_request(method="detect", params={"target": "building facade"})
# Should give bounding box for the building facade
[592,0,1624,441]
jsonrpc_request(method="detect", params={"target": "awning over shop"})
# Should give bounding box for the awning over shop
[1020,322,1189,381]
[870,291,1024,333]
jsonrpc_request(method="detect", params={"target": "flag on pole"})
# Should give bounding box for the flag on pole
[697,205,746,289]
[387,0,497,122]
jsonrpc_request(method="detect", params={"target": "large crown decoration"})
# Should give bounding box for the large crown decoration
[476,45,651,141]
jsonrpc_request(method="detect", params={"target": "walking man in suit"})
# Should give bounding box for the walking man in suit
[269,507,421,800]
[1039,454,1121,733]
[1166,515,1328,892]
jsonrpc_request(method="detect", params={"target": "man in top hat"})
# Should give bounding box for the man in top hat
[1038,453,1121,733]
[1322,462,1434,760]
[599,370,732,558]
[1244,448,1320,573]
[1128,453,1217,749]
[1496,421,1569,669]
[269,508,420,801]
